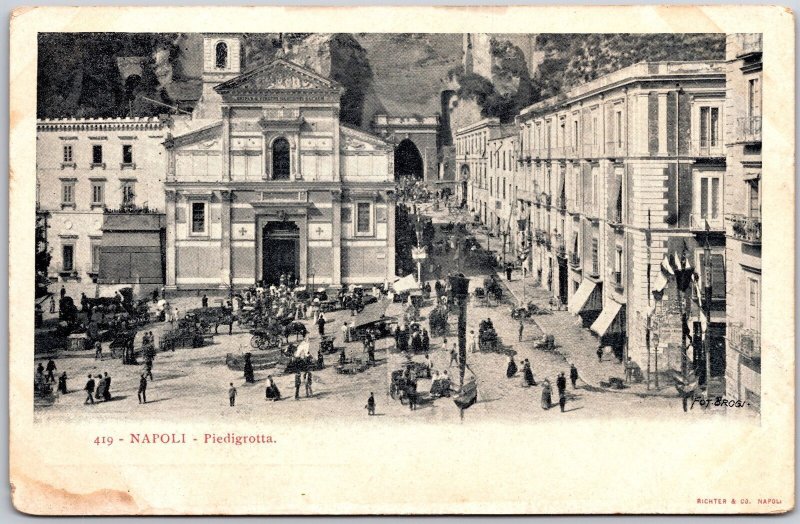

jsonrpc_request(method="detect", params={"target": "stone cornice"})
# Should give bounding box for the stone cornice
[37,117,164,133]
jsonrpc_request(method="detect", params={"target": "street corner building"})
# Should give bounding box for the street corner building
[164,35,396,290]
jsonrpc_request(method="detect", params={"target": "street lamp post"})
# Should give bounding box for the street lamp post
[703,223,712,401]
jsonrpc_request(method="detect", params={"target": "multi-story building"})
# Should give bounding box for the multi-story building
[454,118,502,226]
[484,126,519,261]
[724,34,762,411]
[514,61,727,377]
[163,34,395,291]
[36,117,168,287]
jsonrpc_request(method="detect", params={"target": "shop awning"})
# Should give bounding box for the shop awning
[568,279,597,315]
[392,274,419,293]
[590,300,623,337]
[353,300,389,328]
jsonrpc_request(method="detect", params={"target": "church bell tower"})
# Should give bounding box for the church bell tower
[194,33,243,119]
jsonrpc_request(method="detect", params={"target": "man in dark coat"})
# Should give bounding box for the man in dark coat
[202,294,208,308]
[138,374,147,404]
[294,371,302,400]
[569,364,579,389]
[45,359,57,384]
[84,374,95,405]
[243,354,255,383]
[317,313,326,336]
[559,390,567,413]
[556,372,567,395]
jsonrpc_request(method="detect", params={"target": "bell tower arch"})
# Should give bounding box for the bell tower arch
[194,33,243,119]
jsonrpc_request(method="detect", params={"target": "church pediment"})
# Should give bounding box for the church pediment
[340,125,392,152]
[168,121,222,150]
[214,59,343,100]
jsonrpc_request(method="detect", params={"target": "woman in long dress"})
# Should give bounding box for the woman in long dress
[541,379,552,410]
[506,356,518,378]
[265,375,281,401]
[522,360,536,387]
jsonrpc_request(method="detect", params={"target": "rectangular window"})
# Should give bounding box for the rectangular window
[748,78,761,118]
[122,144,133,165]
[699,106,720,148]
[616,110,623,147]
[63,145,73,163]
[91,243,101,273]
[191,202,206,234]
[91,181,104,206]
[572,120,578,149]
[62,244,74,272]
[699,253,726,301]
[502,178,506,199]
[696,172,722,221]
[61,181,75,206]
[121,182,135,205]
[356,202,372,235]
[92,144,103,164]
[592,116,598,145]
[749,180,760,218]
[747,277,760,329]
[591,237,599,275]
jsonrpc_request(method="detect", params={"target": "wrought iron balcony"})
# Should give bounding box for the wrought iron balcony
[555,240,566,259]
[729,214,762,244]
[729,322,761,360]
[555,195,567,211]
[737,116,762,143]
[541,192,552,207]
[568,252,581,268]
[690,140,725,158]
[690,213,725,231]
[612,270,623,290]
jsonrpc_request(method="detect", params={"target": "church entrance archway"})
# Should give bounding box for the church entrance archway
[394,139,424,181]
[262,221,300,286]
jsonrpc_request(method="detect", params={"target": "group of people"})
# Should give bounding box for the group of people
[34,359,66,397]
[504,355,580,413]
[83,371,113,404]
[393,323,430,355]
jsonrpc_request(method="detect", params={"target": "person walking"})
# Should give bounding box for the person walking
[138,374,147,404]
[506,355,518,378]
[518,320,524,342]
[559,390,567,413]
[304,370,313,398]
[596,345,604,363]
[569,364,579,389]
[317,313,326,337]
[341,321,349,343]
[541,379,552,410]
[470,330,478,353]
[57,372,68,394]
[202,294,208,308]
[228,313,235,335]
[506,263,513,281]
[84,374,95,405]
[60,285,66,300]
[49,295,55,314]
[556,372,567,398]
[229,383,237,407]
[45,359,57,384]
[448,345,458,368]
[365,392,375,415]
[94,341,103,360]
[294,371,302,400]
[103,372,112,401]
[144,358,154,381]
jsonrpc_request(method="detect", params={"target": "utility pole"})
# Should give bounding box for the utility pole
[646,209,652,389]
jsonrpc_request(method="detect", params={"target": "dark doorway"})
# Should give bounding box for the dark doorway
[394,139,424,181]
[558,258,568,306]
[263,221,299,285]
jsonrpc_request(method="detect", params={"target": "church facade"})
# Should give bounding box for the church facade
[164,35,395,291]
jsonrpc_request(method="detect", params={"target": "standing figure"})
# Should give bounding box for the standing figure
[304,370,313,397]
[541,379,552,410]
[596,345,604,362]
[45,359,57,383]
[317,313,326,337]
[138,374,148,404]
[569,364,579,389]
[366,392,375,415]
[294,371,302,400]
[202,294,208,308]
[518,320,524,342]
[506,356,518,378]
[84,374,95,405]
[57,372,68,394]
[341,321,349,343]
[229,383,237,407]
[103,372,112,401]
[243,353,255,383]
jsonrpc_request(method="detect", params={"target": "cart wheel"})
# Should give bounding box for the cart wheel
[250,334,262,349]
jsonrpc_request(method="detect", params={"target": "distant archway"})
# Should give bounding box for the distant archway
[394,139,424,181]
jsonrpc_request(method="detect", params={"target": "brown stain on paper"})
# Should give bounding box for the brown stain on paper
[12,474,139,515]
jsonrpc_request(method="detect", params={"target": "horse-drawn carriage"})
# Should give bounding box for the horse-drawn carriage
[478,318,500,352]
[428,304,449,337]
[510,301,553,320]
[160,318,214,351]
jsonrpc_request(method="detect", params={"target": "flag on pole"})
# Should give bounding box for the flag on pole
[661,254,675,275]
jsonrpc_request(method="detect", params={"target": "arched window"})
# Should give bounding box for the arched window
[272,138,290,180]
[215,42,228,69]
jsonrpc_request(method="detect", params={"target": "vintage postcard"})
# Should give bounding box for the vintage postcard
[9,5,795,515]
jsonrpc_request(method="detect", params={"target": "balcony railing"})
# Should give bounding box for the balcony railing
[568,252,581,268]
[737,116,762,143]
[534,229,547,245]
[690,213,725,231]
[541,193,552,207]
[690,140,725,158]
[729,322,761,360]
[737,33,762,57]
[729,214,762,244]
[612,270,623,289]
[555,195,566,211]
[589,259,600,278]
[555,242,566,259]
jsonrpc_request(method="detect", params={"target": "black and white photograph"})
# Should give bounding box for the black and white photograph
[10,5,794,515]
